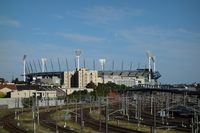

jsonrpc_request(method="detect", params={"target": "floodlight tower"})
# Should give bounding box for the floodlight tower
[152,56,156,72]
[99,58,106,85]
[23,55,27,82]
[41,58,47,72]
[99,59,106,71]
[146,51,154,83]
[75,49,81,70]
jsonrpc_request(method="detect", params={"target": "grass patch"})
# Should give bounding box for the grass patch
[19,122,54,133]
[0,109,13,119]
[0,128,9,133]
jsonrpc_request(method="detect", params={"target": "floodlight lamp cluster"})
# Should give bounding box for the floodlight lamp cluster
[99,58,106,71]
[99,59,106,65]
[75,49,81,57]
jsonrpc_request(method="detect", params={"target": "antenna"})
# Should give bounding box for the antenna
[99,58,106,71]
[75,49,81,70]
[23,55,26,82]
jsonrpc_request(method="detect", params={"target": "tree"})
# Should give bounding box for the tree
[86,81,97,89]
[22,97,33,108]
[12,78,19,83]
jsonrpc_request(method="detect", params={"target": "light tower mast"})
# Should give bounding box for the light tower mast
[41,58,47,72]
[99,58,106,84]
[146,51,155,83]
[23,55,26,82]
[99,59,106,71]
[75,49,81,70]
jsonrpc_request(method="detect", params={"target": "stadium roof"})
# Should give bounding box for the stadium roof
[98,69,150,77]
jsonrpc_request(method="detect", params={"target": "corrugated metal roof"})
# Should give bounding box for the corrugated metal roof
[98,69,149,77]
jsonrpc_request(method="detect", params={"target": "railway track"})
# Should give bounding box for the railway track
[1,112,27,133]
[109,109,190,132]
[83,108,145,133]
[40,109,77,133]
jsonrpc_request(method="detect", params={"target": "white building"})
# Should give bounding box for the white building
[98,69,151,87]
[63,68,98,88]
[77,68,98,88]
[10,85,64,98]
[11,90,57,98]
[64,71,74,88]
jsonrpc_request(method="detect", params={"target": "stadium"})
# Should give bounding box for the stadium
[24,51,161,88]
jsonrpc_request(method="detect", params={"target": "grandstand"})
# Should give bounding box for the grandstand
[26,68,161,87]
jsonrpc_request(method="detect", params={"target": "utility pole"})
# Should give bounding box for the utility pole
[135,95,138,119]
[56,98,59,133]
[23,55,26,82]
[36,92,39,125]
[197,113,199,133]
[192,117,194,133]
[75,99,78,123]
[32,96,36,133]
[99,97,102,131]
[150,92,153,115]
[80,100,84,133]
[125,95,129,116]
[105,97,108,133]
[137,95,140,128]
[153,96,156,133]
[161,99,164,124]
[122,94,125,115]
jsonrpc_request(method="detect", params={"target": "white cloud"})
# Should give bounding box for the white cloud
[0,16,20,27]
[117,27,200,50]
[67,6,144,24]
[53,14,64,19]
[32,27,41,31]
[33,32,49,35]
[56,32,104,43]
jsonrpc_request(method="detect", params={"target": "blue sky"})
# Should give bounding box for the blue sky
[0,0,200,84]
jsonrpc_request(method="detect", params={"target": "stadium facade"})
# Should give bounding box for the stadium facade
[26,67,161,88]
